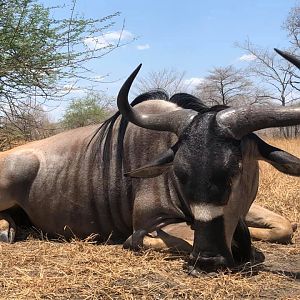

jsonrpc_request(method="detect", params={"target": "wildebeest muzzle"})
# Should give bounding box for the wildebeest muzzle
[189,217,234,272]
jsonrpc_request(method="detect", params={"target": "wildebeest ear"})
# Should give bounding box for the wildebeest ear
[253,135,300,176]
[125,146,177,178]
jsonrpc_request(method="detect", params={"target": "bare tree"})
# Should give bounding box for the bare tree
[238,41,300,106]
[281,4,300,92]
[283,4,300,49]
[0,103,55,150]
[237,40,300,137]
[195,65,262,107]
[135,68,187,96]
[235,4,300,137]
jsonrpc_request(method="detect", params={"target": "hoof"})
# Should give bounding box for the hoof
[123,229,147,251]
[0,219,16,243]
[251,246,265,264]
[185,264,219,277]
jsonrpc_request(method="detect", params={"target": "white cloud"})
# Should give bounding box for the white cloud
[62,84,79,91]
[92,75,107,82]
[137,44,150,50]
[61,84,86,96]
[84,30,134,50]
[239,54,257,61]
[184,77,205,89]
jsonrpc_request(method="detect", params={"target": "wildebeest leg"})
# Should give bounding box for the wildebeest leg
[124,179,187,251]
[123,216,185,251]
[246,203,296,243]
[231,218,265,265]
[123,229,148,251]
[143,223,193,253]
[143,221,265,266]
[0,212,16,243]
[0,151,39,243]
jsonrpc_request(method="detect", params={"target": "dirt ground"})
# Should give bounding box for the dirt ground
[0,138,299,299]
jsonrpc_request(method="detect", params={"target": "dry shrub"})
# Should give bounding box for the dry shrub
[0,138,299,299]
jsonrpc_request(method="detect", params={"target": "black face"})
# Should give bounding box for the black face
[173,112,243,271]
[174,113,241,206]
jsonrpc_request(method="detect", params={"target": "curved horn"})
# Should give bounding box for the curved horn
[217,106,300,140]
[274,48,300,69]
[117,65,197,135]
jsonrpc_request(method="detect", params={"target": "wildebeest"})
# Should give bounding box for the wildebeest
[0,49,299,273]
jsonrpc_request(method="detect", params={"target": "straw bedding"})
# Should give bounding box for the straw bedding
[0,139,299,299]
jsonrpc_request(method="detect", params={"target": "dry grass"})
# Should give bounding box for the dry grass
[0,138,299,299]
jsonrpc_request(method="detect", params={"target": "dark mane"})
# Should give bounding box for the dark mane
[169,93,207,112]
[91,91,207,154]
[90,90,227,160]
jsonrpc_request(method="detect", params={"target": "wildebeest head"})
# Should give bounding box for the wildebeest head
[117,62,300,272]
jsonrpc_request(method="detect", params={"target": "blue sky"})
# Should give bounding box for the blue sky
[41,0,297,119]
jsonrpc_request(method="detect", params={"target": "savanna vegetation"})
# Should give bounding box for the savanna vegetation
[0,0,120,150]
[1,0,300,151]
[0,138,298,299]
[0,1,299,299]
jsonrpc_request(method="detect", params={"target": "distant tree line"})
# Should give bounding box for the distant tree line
[136,4,300,138]
[1,1,300,151]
